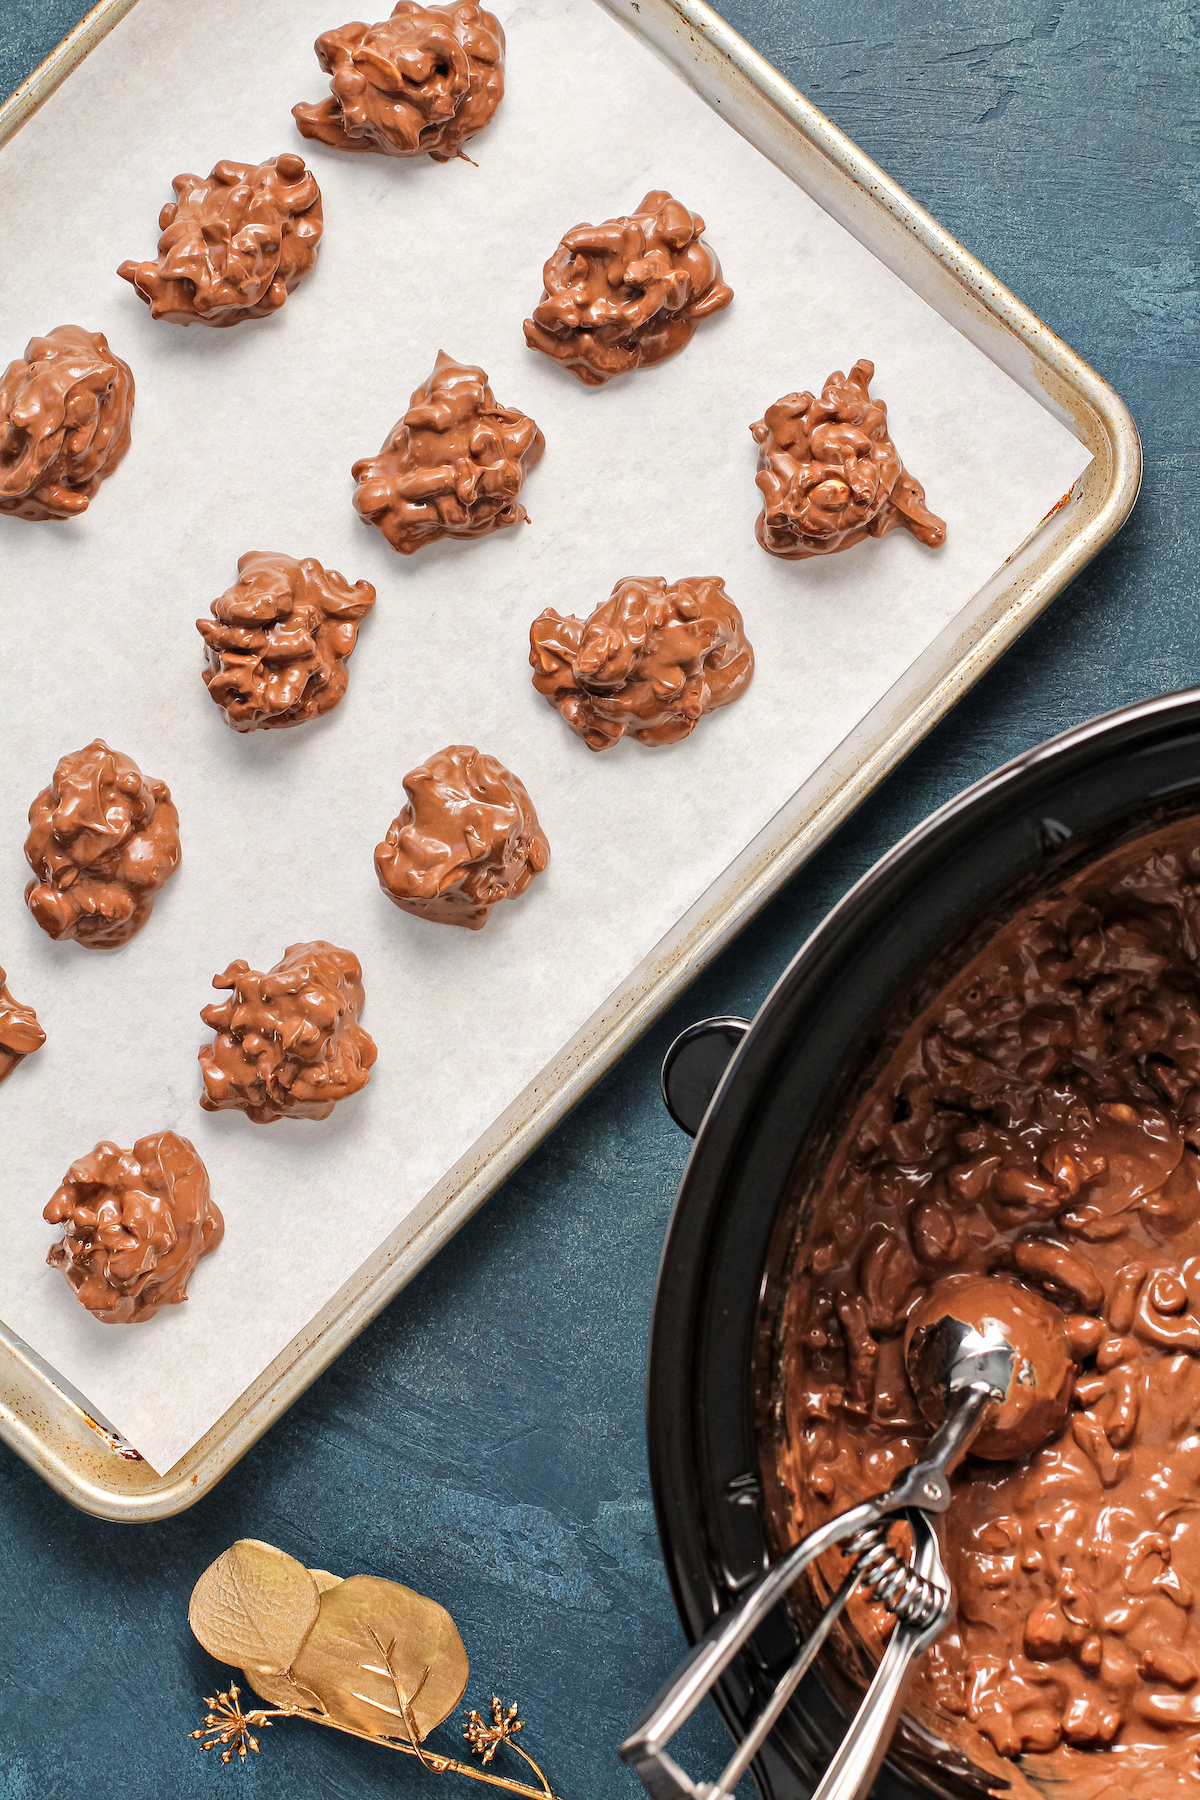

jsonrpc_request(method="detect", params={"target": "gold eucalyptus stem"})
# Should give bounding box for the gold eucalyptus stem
[497,1738,554,1797]
[265,1705,562,1799]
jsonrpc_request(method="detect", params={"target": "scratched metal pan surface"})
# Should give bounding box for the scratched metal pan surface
[0,0,1139,1520]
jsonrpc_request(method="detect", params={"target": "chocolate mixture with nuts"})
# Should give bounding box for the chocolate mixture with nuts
[766,819,1200,1799]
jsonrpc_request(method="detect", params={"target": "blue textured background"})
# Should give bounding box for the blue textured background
[1,4,1196,1797]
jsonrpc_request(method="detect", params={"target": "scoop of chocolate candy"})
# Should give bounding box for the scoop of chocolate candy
[0,967,45,1087]
[118,154,323,327]
[352,350,543,554]
[293,2,505,163]
[199,941,377,1124]
[0,325,134,520]
[24,739,181,948]
[530,576,754,750]
[197,552,376,732]
[44,1132,223,1324]
[524,190,733,386]
[904,1272,1074,1460]
[374,744,549,929]
[751,359,946,559]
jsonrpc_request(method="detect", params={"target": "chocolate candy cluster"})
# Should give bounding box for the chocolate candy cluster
[24,739,181,949]
[44,1132,224,1324]
[118,154,323,327]
[199,941,378,1123]
[0,968,45,1088]
[352,350,544,554]
[293,2,505,163]
[197,552,376,732]
[374,744,549,929]
[751,358,945,559]
[530,576,754,750]
[0,325,133,520]
[524,190,733,386]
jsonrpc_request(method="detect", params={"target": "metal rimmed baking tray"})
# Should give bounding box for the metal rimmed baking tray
[0,0,1139,1520]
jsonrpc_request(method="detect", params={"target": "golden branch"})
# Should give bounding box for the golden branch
[190,1685,568,1799]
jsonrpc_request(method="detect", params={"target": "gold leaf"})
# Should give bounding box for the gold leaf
[285,1573,469,1741]
[243,1664,325,1715]
[189,1540,321,1676]
[309,1568,343,1593]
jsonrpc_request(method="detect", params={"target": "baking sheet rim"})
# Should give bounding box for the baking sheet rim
[0,0,1141,1519]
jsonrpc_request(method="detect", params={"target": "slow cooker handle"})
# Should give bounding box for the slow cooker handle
[660,1017,749,1135]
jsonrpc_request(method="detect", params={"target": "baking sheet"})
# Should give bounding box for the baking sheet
[0,0,1090,1475]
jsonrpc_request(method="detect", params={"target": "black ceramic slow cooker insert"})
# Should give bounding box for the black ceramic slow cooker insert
[644,689,1200,1800]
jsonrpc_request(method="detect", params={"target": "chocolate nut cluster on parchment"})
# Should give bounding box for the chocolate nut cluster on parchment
[118,154,323,327]
[199,941,378,1123]
[0,968,45,1087]
[751,358,946,559]
[293,2,505,163]
[352,350,544,554]
[0,325,133,520]
[24,740,181,949]
[44,1132,223,1324]
[530,577,754,750]
[197,552,376,732]
[375,745,549,929]
[524,190,733,386]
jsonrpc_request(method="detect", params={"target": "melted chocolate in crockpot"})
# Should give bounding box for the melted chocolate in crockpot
[766,818,1200,1799]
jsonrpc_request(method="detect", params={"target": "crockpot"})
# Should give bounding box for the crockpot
[642,689,1200,1800]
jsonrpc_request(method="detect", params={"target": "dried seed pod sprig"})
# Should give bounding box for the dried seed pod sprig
[466,1695,523,1764]
[464,1694,554,1792]
[190,1685,269,1763]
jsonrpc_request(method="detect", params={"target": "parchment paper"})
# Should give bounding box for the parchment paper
[0,0,1091,1474]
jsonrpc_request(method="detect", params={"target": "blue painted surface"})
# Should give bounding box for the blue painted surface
[0,4,1196,1798]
